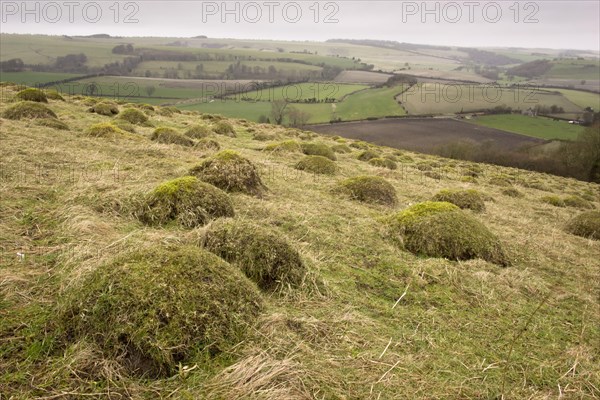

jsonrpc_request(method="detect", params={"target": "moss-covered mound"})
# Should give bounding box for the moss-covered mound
[58,246,263,377]
[45,90,65,101]
[295,155,338,175]
[190,150,266,195]
[185,124,211,139]
[332,144,352,153]
[502,188,524,198]
[195,138,221,151]
[90,102,119,116]
[15,88,48,103]
[86,122,129,139]
[113,119,136,133]
[118,108,149,125]
[335,176,397,206]
[350,141,370,149]
[357,150,380,162]
[213,120,236,137]
[432,189,486,212]
[151,127,194,147]
[134,103,155,113]
[564,211,600,240]
[138,176,234,227]
[157,106,181,116]
[301,143,336,161]
[368,157,397,170]
[264,140,302,153]
[252,131,277,141]
[2,101,57,120]
[390,202,508,266]
[35,118,69,130]
[204,219,306,290]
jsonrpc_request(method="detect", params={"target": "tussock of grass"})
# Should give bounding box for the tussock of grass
[334,175,397,206]
[138,176,234,227]
[295,155,338,175]
[204,218,306,290]
[15,88,48,103]
[389,202,508,266]
[113,119,136,133]
[58,245,263,377]
[151,127,194,147]
[563,195,594,209]
[45,90,65,101]
[195,138,221,151]
[541,195,566,207]
[35,118,69,130]
[502,188,524,198]
[349,140,370,149]
[432,189,486,212]
[213,120,236,137]
[358,150,380,162]
[157,106,181,116]
[2,101,57,119]
[264,140,302,153]
[368,157,398,170]
[118,108,149,125]
[89,102,119,116]
[252,131,277,141]
[190,150,266,195]
[85,122,130,139]
[301,142,336,161]
[332,144,352,153]
[184,124,211,139]
[564,211,600,240]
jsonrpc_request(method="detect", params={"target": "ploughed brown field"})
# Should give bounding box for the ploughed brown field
[306,118,546,153]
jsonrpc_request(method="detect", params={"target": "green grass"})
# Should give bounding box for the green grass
[549,89,600,110]
[545,60,600,80]
[227,83,368,102]
[0,71,85,85]
[468,114,585,140]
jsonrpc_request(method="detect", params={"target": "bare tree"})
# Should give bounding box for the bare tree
[286,106,311,128]
[270,99,288,125]
[145,85,156,97]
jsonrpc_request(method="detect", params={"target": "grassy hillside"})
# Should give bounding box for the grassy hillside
[0,84,599,399]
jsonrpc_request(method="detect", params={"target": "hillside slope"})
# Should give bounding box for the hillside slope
[0,84,599,399]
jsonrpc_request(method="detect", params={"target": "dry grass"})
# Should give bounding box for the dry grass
[0,86,599,399]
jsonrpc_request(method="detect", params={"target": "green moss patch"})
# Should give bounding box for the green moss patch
[264,140,302,153]
[332,144,352,153]
[432,189,486,212]
[89,102,119,116]
[138,176,234,228]
[565,211,600,240]
[358,150,380,162]
[15,88,48,103]
[35,118,69,130]
[118,108,149,125]
[190,150,266,195]
[389,202,508,266]
[151,127,194,147]
[301,143,336,161]
[185,124,212,139]
[335,175,397,206]
[86,122,130,139]
[295,155,338,175]
[368,157,398,170]
[58,245,262,377]
[45,90,65,101]
[204,219,306,290]
[2,101,57,120]
[213,120,236,137]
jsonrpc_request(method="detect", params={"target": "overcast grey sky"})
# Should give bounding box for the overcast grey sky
[1,1,599,51]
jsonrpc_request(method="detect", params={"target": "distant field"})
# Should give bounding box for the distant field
[468,114,585,141]
[0,71,84,85]
[226,82,368,102]
[545,60,600,80]
[182,84,407,123]
[401,83,583,115]
[334,70,392,84]
[307,118,544,153]
[549,88,600,110]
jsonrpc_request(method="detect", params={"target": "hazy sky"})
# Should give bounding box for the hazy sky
[1,1,599,51]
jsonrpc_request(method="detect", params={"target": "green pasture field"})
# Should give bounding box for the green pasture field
[226,82,369,102]
[0,71,84,85]
[468,114,585,141]
[133,60,323,77]
[545,60,600,80]
[549,89,600,110]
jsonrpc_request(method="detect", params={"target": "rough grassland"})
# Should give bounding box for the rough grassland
[0,84,599,399]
